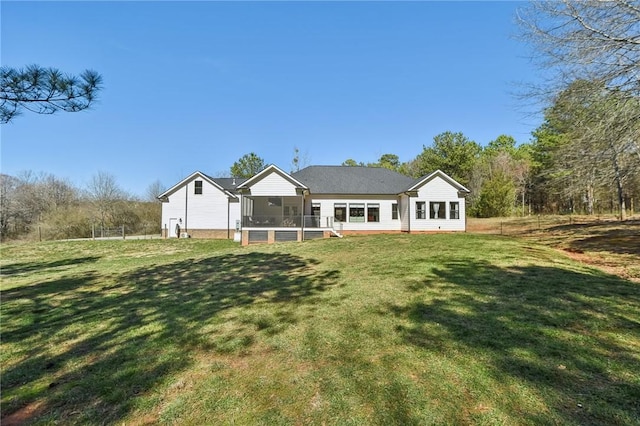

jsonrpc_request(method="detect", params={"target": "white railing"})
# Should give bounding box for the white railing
[303,216,334,228]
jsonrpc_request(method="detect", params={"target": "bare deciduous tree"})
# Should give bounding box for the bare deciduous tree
[145,179,166,202]
[518,0,640,99]
[86,171,128,229]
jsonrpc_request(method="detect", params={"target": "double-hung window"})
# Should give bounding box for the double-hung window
[430,202,446,219]
[450,202,460,219]
[334,204,347,222]
[349,204,365,222]
[194,180,203,195]
[367,204,380,222]
[391,203,399,220]
[416,202,426,219]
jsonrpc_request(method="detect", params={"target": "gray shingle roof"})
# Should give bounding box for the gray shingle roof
[211,177,247,193]
[292,166,415,195]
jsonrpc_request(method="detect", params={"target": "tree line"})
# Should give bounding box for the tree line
[0,171,163,241]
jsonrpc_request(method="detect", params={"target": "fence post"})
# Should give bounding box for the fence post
[92,224,95,240]
[39,226,42,242]
[538,215,541,230]
[500,221,503,235]
[122,225,125,240]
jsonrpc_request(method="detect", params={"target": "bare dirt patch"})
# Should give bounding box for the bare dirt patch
[469,216,640,282]
[1,400,46,426]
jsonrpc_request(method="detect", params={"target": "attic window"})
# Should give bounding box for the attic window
[194,180,203,195]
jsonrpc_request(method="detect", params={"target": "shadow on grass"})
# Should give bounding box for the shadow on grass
[0,256,101,277]
[545,220,640,255]
[387,260,640,425]
[1,251,339,424]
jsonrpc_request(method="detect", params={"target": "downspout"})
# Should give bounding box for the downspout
[301,191,305,232]
[227,197,230,239]
[184,183,188,235]
[405,193,411,234]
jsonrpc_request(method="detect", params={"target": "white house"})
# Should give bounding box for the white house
[158,165,470,244]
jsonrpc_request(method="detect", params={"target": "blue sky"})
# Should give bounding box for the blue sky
[2,1,540,198]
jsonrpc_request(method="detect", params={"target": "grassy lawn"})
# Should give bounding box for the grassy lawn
[1,233,639,425]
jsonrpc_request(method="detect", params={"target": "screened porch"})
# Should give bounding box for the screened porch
[241,196,304,228]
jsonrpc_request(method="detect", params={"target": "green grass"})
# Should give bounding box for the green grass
[1,234,639,425]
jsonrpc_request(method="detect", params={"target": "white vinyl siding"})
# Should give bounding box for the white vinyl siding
[249,172,299,196]
[161,177,236,233]
[307,195,401,232]
[410,175,466,231]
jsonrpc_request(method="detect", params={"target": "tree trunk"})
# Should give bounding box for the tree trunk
[586,184,594,215]
[610,145,626,221]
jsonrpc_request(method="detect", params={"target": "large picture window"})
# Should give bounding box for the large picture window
[416,202,426,219]
[430,202,446,219]
[349,204,365,222]
[367,204,380,222]
[450,202,460,219]
[194,180,203,194]
[334,204,347,222]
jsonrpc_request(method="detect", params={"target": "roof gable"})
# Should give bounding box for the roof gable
[406,169,470,193]
[237,164,308,191]
[158,171,237,201]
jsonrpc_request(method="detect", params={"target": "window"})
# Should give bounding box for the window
[312,203,320,216]
[450,202,460,219]
[334,204,347,222]
[391,203,399,220]
[194,180,203,194]
[430,202,446,219]
[349,204,365,222]
[416,202,426,219]
[367,204,380,222]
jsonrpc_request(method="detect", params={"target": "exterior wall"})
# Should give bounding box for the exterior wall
[161,177,236,238]
[248,172,299,196]
[308,195,402,232]
[409,175,466,232]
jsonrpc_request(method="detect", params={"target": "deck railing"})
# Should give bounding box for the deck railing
[242,215,340,230]
[242,215,302,228]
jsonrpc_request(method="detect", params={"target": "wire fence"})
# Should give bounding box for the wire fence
[25,224,162,242]
[466,214,637,236]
